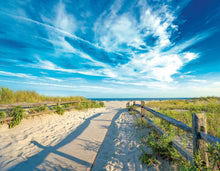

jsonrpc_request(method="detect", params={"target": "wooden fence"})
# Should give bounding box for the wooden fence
[0,100,92,123]
[127,101,220,166]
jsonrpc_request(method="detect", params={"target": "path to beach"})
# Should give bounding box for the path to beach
[0,101,163,171]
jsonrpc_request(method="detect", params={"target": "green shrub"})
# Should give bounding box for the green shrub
[75,101,105,110]
[76,103,84,110]
[38,105,48,112]
[127,105,134,111]
[0,111,6,119]
[139,147,158,167]
[135,117,148,127]
[29,108,37,113]
[207,142,220,170]
[9,106,24,128]
[29,105,48,113]
[62,103,70,108]
[55,106,65,115]
[90,102,99,108]
[99,101,105,107]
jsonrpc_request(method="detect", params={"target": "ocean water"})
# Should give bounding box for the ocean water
[88,98,191,101]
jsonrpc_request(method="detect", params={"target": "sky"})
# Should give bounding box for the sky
[0,0,220,98]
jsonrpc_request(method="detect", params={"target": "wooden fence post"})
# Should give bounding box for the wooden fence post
[133,101,136,113]
[141,101,145,122]
[192,113,209,167]
[57,98,61,107]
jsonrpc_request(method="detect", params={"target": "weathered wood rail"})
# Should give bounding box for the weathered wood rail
[0,100,92,123]
[0,100,89,109]
[127,101,220,166]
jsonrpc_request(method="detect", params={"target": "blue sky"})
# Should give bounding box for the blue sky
[0,0,220,98]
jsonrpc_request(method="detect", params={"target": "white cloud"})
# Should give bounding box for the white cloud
[94,1,178,51]
[213,82,220,86]
[92,0,187,82]
[54,2,77,34]
[183,52,198,62]
[21,58,103,77]
[90,1,218,85]
[45,77,62,82]
[191,79,207,83]
[0,71,37,79]
[0,80,114,92]
[140,8,173,48]
[99,14,144,50]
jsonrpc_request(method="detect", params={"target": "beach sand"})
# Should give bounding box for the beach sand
[0,101,174,170]
[0,106,107,170]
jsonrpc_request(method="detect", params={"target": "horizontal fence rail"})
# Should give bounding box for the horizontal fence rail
[136,104,193,133]
[0,102,57,109]
[200,132,220,146]
[0,100,90,109]
[128,101,220,166]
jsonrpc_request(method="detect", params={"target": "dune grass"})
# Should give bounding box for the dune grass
[0,86,105,128]
[0,86,87,104]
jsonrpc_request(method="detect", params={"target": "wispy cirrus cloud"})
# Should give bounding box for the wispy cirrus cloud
[0,79,114,92]
[0,71,37,79]
[45,77,63,82]
[20,58,103,77]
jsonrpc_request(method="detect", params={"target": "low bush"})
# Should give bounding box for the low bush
[135,117,148,127]
[99,101,105,107]
[76,101,104,110]
[53,105,65,115]
[0,111,6,119]
[9,106,24,128]
[62,103,70,108]
[56,106,65,115]
[38,105,48,112]
[29,105,48,113]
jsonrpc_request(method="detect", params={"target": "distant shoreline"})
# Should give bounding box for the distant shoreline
[88,97,191,101]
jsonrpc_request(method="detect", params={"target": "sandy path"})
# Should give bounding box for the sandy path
[0,101,126,170]
[91,105,153,171]
[0,107,108,170]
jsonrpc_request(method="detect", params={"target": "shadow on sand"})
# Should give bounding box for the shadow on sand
[90,109,126,170]
[9,112,103,171]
